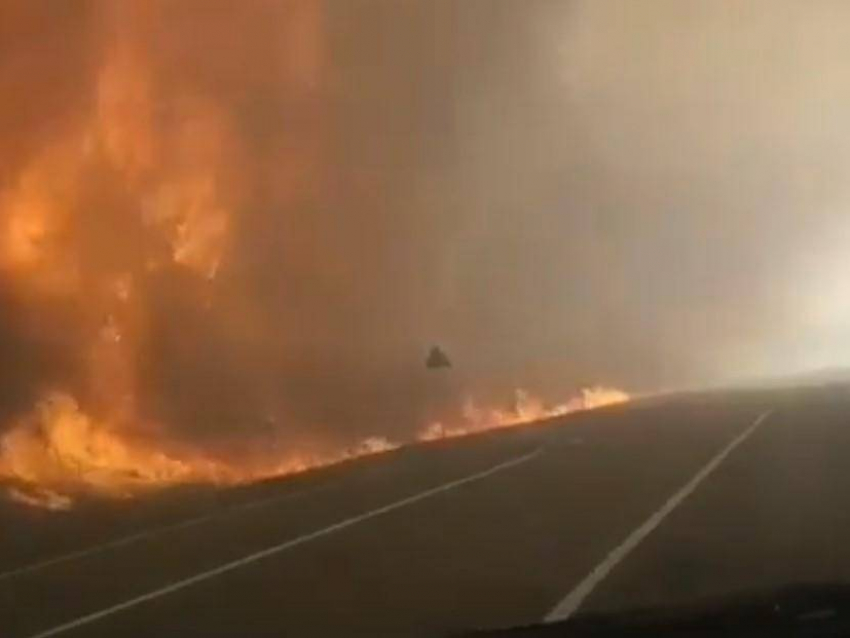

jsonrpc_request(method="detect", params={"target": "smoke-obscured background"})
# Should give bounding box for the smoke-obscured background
[2,0,850,449]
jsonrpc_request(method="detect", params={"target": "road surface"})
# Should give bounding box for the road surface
[2,383,849,637]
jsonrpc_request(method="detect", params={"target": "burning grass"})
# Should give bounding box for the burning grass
[0,387,627,509]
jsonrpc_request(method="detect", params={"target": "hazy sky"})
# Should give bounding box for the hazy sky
[1,1,850,446]
[448,0,850,388]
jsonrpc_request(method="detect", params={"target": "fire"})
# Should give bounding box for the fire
[0,392,401,509]
[418,387,630,442]
[0,3,629,511]
[139,101,236,280]
[0,394,228,500]
[577,386,631,410]
[0,0,379,511]
[0,139,84,296]
[8,487,73,512]
[0,4,244,508]
[0,386,624,509]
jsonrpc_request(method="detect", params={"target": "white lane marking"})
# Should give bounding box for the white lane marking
[26,447,542,638]
[0,483,333,583]
[544,410,773,623]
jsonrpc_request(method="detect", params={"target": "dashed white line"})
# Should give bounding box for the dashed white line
[25,447,542,638]
[544,409,773,623]
[0,483,332,583]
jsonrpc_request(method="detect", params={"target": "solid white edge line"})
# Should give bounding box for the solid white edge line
[0,482,333,583]
[25,447,542,638]
[544,409,773,623]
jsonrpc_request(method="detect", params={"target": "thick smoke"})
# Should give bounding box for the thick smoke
[1,1,849,451]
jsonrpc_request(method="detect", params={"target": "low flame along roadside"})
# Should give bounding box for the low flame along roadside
[0,387,628,511]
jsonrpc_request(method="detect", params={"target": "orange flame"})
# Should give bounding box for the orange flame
[0,392,401,509]
[7,487,73,512]
[0,7,250,509]
[0,387,626,509]
[0,394,228,497]
[0,4,629,511]
[418,387,630,442]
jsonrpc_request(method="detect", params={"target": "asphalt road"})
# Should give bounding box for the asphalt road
[1,383,847,637]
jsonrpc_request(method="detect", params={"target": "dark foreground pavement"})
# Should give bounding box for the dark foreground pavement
[1,384,848,637]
